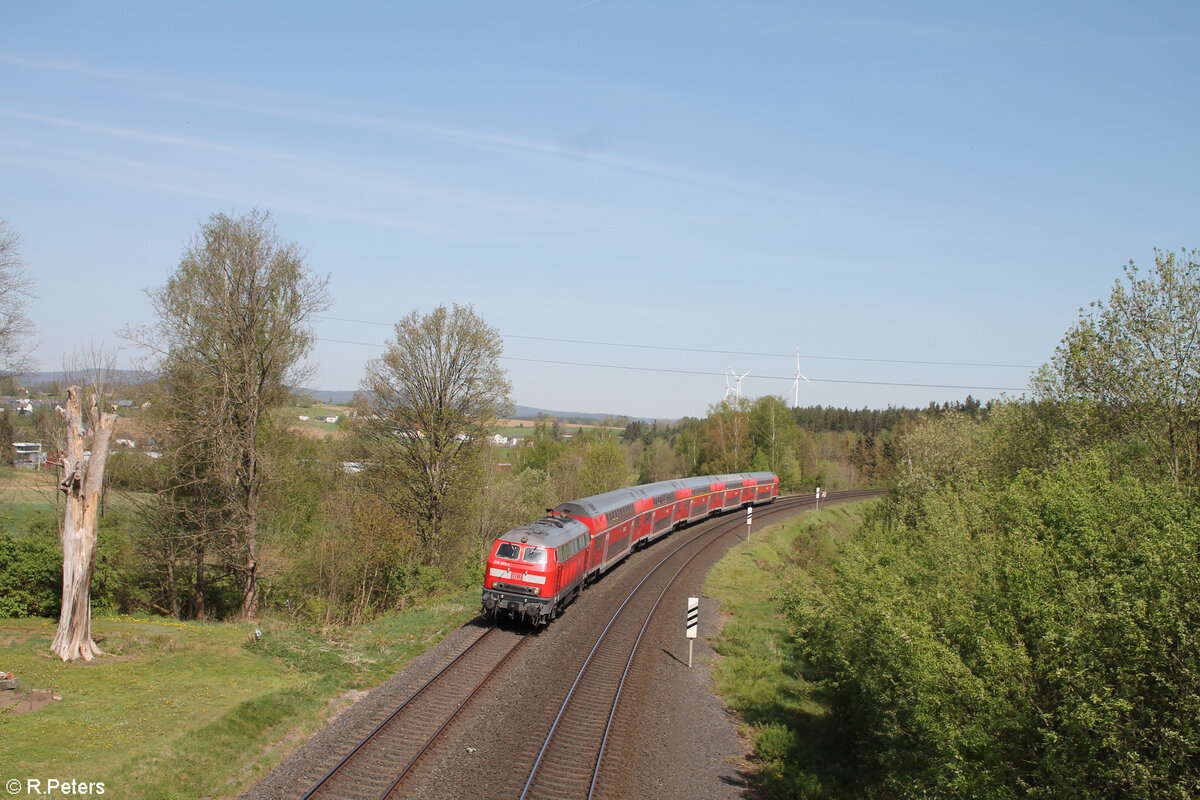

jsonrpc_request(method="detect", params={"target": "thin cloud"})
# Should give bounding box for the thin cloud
[0,51,158,82]
[0,109,577,225]
[0,107,291,161]
[0,137,614,245]
[5,51,818,206]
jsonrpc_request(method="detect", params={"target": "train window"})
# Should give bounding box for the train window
[523,546,548,564]
[496,543,521,560]
[561,536,585,559]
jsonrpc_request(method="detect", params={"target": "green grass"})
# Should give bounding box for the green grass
[280,404,347,436]
[0,590,480,799]
[496,425,534,440]
[703,502,875,799]
[0,501,58,537]
[0,486,153,539]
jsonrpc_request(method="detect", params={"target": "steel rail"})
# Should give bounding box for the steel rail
[586,493,830,798]
[300,625,527,800]
[379,634,530,800]
[518,495,812,800]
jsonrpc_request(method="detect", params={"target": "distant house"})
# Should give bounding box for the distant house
[298,415,310,421]
[13,442,45,470]
[324,415,340,424]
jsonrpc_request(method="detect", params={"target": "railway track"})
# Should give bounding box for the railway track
[301,625,529,800]
[293,489,882,800]
[515,492,858,800]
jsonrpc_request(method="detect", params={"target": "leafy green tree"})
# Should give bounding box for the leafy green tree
[637,438,678,483]
[0,409,14,466]
[749,395,799,473]
[132,209,330,619]
[1034,248,1200,486]
[359,304,511,566]
[515,418,561,473]
[893,412,984,499]
[700,399,752,474]
[577,433,630,496]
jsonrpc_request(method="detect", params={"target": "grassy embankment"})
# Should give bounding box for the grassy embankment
[279,402,350,439]
[0,595,479,799]
[0,465,62,527]
[0,465,146,523]
[276,409,620,444]
[704,501,876,798]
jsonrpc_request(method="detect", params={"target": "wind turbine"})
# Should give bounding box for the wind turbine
[726,367,752,402]
[792,350,814,408]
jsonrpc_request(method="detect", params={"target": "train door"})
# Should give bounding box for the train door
[674,497,690,524]
[606,521,632,564]
[589,532,606,573]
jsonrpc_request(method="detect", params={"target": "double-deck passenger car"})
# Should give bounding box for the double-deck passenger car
[482,472,779,625]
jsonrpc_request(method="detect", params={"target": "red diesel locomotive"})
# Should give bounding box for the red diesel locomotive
[482,471,779,625]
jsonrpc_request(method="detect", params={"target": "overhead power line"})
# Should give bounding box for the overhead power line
[314,315,1038,370]
[315,338,1029,392]
[499,355,1029,392]
[500,334,1037,370]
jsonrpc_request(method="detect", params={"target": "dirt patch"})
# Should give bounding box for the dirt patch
[287,425,343,440]
[324,689,368,724]
[0,630,39,647]
[497,418,620,431]
[0,688,61,715]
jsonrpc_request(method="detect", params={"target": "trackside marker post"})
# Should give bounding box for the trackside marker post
[686,596,699,668]
[815,487,821,511]
[746,505,753,540]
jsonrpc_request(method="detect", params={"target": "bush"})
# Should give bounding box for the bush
[789,449,1200,799]
[0,530,61,618]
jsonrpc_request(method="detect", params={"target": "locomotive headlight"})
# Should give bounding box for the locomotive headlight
[531,587,540,596]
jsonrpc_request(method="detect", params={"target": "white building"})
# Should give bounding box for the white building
[13,442,45,469]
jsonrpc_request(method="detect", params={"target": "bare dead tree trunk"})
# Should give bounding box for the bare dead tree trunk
[51,386,117,662]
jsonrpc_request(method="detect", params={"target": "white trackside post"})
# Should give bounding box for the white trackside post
[686,596,699,668]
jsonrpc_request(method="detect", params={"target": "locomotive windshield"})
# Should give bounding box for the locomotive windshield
[496,542,521,560]
[522,546,547,564]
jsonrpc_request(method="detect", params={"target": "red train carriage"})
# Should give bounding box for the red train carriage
[483,472,779,625]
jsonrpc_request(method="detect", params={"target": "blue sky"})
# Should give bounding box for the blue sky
[4,1,1198,419]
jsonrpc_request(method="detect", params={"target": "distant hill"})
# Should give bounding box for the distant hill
[18,369,155,389]
[511,405,660,425]
[304,389,356,404]
[15,378,666,426]
[301,390,662,425]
